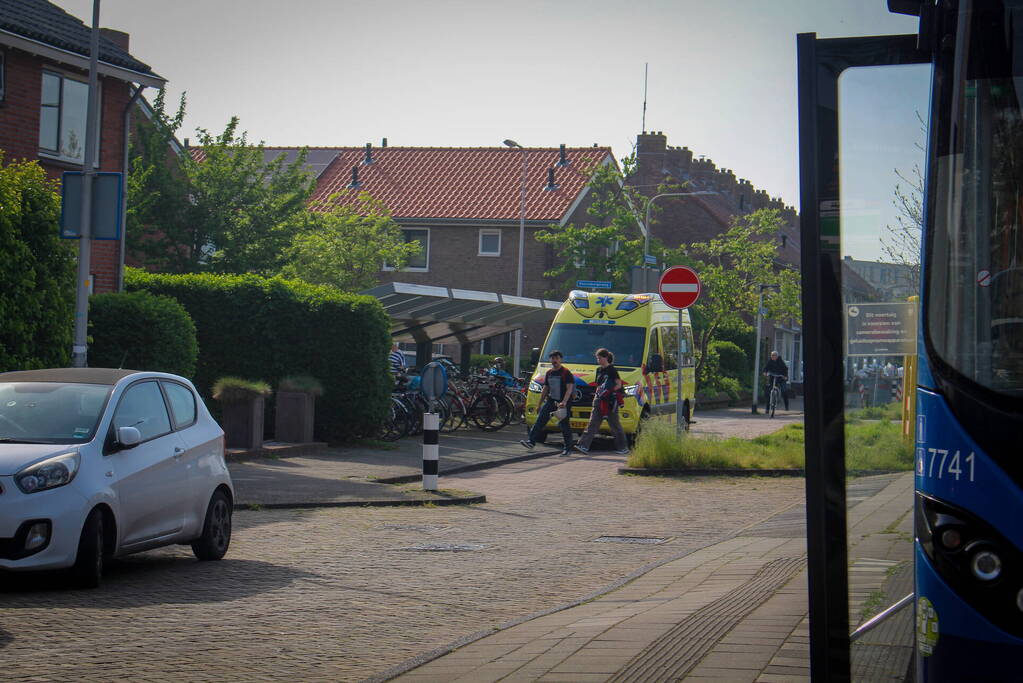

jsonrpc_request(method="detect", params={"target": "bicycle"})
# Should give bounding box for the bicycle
[765,373,786,418]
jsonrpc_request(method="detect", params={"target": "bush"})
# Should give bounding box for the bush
[711,340,748,386]
[88,291,198,377]
[0,155,75,371]
[125,268,390,441]
[470,354,500,371]
[212,376,272,403]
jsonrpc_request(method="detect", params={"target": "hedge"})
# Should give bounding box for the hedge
[88,291,198,377]
[0,155,75,371]
[125,268,391,441]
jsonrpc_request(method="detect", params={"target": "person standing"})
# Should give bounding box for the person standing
[388,342,406,374]
[575,348,628,455]
[520,350,575,455]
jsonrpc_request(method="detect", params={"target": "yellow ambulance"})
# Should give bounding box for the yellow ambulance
[525,290,697,443]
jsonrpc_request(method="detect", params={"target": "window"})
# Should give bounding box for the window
[39,71,97,164]
[112,381,171,442]
[385,228,429,271]
[646,329,661,368]
[478,229,501,256]
[162,382,197,429]
[659,327,679,371]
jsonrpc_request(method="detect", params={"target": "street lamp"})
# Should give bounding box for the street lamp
[642,191,716,291]
[751,283,781,414]
[503,139,528,377]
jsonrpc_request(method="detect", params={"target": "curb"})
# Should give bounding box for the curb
[618,467,901,478]
[375,449,557,484]
[234,494,486,511]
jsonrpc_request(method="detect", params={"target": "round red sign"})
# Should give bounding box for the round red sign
[658,266,702,309]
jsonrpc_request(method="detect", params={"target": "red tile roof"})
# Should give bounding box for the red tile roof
[192,146,614,222]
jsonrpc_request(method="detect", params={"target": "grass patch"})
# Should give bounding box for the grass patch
[846,402,903,422]
[627,418,913,471]
[860,589,887,620]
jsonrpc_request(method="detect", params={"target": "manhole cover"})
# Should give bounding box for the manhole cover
[592,536,672,545]
[395,543,487,552]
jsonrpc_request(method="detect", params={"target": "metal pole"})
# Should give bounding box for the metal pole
[675,308,684,436]
[752,289,764,414]
[422,412,439,490]
[71,0,102,368]
[513,148,527,378]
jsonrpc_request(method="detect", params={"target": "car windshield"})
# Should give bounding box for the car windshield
[540,323,647,367]
[0,382,112,444]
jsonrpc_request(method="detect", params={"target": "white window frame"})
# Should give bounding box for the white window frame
[478,228,501,257]
[39,69,100,166]
[383,227,430,272]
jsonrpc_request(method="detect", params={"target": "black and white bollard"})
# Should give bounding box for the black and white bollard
[423,412,439,491]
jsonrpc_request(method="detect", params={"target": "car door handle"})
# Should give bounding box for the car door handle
[173,447,185,457]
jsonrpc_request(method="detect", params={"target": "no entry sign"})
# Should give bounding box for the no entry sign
[658,266,702,309]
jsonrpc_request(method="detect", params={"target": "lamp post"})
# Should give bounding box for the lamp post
[503,139,528,378]
[642,191,716,291]
[751,283,781,414]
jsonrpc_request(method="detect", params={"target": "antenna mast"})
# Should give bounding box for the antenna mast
[642,63,648,132]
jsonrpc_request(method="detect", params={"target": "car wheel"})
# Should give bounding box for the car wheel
[191,490,232,561]
[70,509,104,589]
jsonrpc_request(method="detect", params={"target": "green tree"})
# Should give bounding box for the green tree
[280,193,422,292]
[664,209,801,380]
[535,160,648,297]
[0,154,76,370]
[128,91,315,275]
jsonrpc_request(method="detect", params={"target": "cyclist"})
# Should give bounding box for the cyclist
[488,357,518,388]
[763,350,789,411]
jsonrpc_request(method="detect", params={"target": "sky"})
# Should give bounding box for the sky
[57,0,925,260]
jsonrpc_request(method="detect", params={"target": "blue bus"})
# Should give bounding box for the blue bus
[913,1,1023,678]
[799,1,1022,679]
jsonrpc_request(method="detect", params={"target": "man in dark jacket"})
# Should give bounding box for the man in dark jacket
[764,350,789,410]
[520,350,575,455]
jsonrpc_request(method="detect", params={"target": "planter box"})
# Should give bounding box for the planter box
[221,397,265,450]
[275,391,316,443]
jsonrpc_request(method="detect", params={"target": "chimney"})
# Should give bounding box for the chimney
[348,166,360,188]
[544,167,559,191]
[556,143,569,166]
[183,138,190,149]
[364,142,373,164]
[381,137,388,148]
[100,28,130,51]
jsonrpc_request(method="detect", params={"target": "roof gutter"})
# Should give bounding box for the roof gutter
[0,28,166,88]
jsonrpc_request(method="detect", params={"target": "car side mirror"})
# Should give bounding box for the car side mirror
[116,426,142,448]
[530,347,541,366]
[648,354,664,373]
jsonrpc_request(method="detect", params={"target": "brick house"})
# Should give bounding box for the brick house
[628,131,805,385]
[246,143,615,356]
[0,0,165,293]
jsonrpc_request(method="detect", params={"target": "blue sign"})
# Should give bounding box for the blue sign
[419,361,448,401]
[644,254,658,265]
[60,172,123,240]
[576,280,612,289]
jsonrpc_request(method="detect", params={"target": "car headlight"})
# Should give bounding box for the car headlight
[15,452,80,494]
[528,380,543,393]
[624,384,638,397]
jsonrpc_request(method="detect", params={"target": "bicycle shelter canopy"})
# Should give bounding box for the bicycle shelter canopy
[361,282,562,368]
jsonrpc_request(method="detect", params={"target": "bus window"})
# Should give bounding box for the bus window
[660,327,679,371]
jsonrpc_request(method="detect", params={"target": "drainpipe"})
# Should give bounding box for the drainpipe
[118,84,146,292]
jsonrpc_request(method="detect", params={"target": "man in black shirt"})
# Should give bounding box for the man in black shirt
[763,350,789,410]
[520,350,575,455]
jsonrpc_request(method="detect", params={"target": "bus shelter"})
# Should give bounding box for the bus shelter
[362,282,562,371]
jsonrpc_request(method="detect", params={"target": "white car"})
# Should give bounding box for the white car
[0,368,233,587]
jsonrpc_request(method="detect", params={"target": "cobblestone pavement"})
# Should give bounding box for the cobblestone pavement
[0,449,805,681]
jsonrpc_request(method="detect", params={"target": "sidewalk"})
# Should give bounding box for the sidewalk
[227,401,806,509]
[376,470,914,682]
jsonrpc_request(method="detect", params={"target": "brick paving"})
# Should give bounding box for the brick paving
[0,450,804,682]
